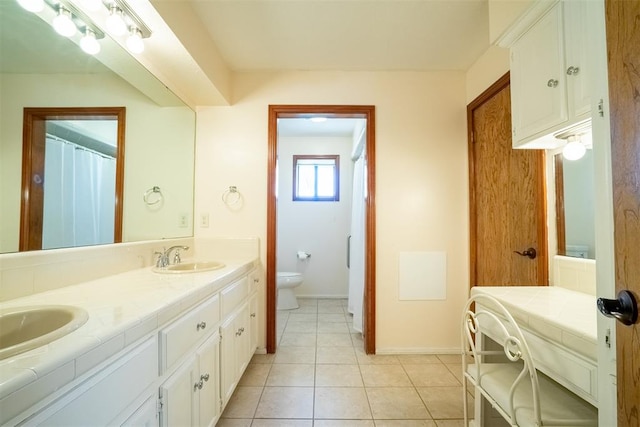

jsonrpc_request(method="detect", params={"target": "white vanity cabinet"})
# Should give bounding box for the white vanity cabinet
[508,0,591,148]
[23,336,159,426]
[159,333,220,427]
[220,301,251,403]
[4,261,261,427]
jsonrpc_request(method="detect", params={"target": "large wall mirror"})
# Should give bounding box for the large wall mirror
[554,148,595,259]
[1,0,196,253]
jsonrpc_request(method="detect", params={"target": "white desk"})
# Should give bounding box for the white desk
[470,286,598,406]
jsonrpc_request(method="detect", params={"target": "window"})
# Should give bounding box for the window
[293,155,340,201]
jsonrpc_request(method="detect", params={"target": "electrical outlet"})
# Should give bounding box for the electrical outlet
[178,214,188,228]
[200,213,210,228]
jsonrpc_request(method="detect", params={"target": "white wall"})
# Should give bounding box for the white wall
[277,136,353,298]
[0,73,195,253]
[194,70,469,353]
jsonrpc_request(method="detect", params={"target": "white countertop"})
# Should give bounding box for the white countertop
[470,286,598,360]
[0,257,258,421]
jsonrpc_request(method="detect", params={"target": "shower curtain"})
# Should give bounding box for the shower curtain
[348,152,366,333]
[42,136,116,249]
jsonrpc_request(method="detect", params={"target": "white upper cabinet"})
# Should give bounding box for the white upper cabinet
[505,0,591,148]
[563,0,591,120]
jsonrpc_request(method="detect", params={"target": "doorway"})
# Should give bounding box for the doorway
[267,105,376,354]
[20,107,125,251]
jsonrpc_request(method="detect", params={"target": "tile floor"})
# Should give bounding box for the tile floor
[217,298,473,426]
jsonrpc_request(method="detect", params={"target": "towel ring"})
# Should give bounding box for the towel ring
[222,186,241,206]
[143,186,163,205]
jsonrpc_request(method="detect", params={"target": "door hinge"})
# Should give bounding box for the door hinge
[605,328,611,348]
[220,398,224,413]
[598,98,605,117]
[157,396,164,414]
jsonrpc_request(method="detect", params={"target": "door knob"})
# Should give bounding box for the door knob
[597,290,638,326]
[514,247,537,259]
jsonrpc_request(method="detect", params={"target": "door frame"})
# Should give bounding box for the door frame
[266,105,376,354]
[20,107,126,251]
[467,72,548,287]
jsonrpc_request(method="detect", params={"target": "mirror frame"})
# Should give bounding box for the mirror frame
[554,153,566,256]
[19,107,126,251]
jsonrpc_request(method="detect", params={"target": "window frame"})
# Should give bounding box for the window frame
[292,154,340,202]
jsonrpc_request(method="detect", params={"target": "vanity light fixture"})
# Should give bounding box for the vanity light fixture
[125,26,144,53]
[562,135,587,161]
[16,0,45,12]
[52,4,77,37]
[106,4,127,36]
[80,28,101,54]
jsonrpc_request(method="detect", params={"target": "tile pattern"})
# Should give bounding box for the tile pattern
[218,298,473,426]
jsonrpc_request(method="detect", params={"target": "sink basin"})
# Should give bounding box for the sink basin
[0,305,89,360]
[153,261,226,274]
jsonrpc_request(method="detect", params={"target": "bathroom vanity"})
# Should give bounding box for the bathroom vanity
[470,286,598,424]
[0,256,261,426]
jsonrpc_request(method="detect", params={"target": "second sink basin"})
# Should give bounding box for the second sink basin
[154,261,226,274]
[0,305,89,360]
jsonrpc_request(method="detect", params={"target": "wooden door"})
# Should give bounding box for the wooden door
[606,0,640,423]
[468,73,548,287]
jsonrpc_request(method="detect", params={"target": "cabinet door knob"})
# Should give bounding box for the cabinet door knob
[196,321,207,331]
[566,66,580,76]
[547,79,559,88]
[201,373,210,382]
[194,380,203,391]
[250,312,256,318]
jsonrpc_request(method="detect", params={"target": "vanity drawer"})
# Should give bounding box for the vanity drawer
[221,276,249,318]
[160,294,220,373]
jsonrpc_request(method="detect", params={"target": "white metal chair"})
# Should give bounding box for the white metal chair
[461,294,598,427]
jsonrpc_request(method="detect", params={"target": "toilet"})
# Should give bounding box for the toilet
[276,272,303,310]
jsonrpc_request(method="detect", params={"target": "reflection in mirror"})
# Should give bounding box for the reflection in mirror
[1,0,196,254]
[20,108,125,251]
[554,149,595,259]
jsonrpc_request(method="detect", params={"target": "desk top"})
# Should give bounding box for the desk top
[470,286,597,361]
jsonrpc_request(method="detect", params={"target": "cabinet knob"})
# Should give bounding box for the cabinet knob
[566,66,580,76]
[250,312,256,318]
[194,380,203,391]
[201,373,210,382]
[196,321,207,331]
[547,79,559,88]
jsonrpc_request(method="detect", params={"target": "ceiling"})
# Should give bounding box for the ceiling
[178,0,490,72]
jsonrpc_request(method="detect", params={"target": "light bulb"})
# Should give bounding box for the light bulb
[53,6,76,37]
[17,0,45,12]
[80,29,101,54]
[562,137,587,161]
[106,5,127,36]
[126,27,144,53]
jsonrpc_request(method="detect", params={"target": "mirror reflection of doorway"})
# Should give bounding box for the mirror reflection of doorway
[267,105,376,355]
[20,107,125,251]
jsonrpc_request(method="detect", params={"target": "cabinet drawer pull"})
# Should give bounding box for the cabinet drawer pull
[250,312,256,318]
[194,380,203,391]
[547,79,559,88]
[196,321,207,331]
[201,373,210,382]
[566,66,580,76]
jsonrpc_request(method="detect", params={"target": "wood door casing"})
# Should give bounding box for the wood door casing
[468,73,548,287]
[20,107,126,251]
[266,105,376,354]
[606,0,640,423]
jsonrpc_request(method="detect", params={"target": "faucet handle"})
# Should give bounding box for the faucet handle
[174,250,182,264]
[153,251,165,267]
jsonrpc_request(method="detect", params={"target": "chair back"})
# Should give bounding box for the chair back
[461,294,542,425]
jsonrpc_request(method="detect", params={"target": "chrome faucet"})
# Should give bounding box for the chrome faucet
[155,245,190,268]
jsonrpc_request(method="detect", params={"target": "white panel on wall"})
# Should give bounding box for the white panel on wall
[398,251,447,301]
